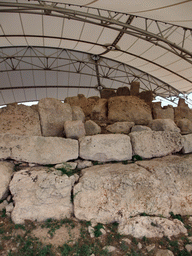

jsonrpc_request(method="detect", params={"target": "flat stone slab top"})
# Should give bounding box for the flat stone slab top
[0,134,78,164]
[79,134,132,162]
[129,131,183,159]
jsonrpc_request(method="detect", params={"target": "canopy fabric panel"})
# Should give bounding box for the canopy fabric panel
[0,0,192,106]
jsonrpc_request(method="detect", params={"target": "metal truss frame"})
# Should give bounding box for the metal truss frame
[1,1,192,64]
[0,46,190,106]
[0,1,192,105]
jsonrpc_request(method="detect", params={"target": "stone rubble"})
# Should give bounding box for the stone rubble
[106,121,134,134]
[84,120,101,135]
[118,216,187,238]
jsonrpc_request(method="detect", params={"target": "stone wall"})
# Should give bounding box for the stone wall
[0,93,192,240]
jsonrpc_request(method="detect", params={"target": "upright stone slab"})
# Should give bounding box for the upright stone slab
[10,168,77,224]
[0,104,41,136]
[72,106,85,122]
[0,134,78,164]
[91,99,108,120]
[79,134,132,162]
[130,131,182,159]
[108,96,152,124]
[38,98,72,137]
[0,162,14,200]
[74,154,192,224]
[152,102,174,120]
[182,134,192,153]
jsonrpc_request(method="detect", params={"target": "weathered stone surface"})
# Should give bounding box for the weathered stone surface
[79,134,132,162]
[38,98,72,137]
[108,96,152,124]
[185,244,192,253]
[85,120,101,135]
[116,86,130,96]
[65,94,100,117]
[106,122,134,134]
[148,119,180,132]
[0,162,14,200]
[74,154,192,223]
[155,249,174,256]
[0,200,8,211]
[75,160,93,169]
[118,217,187,238]
[174,106,192,121]
[100,89,116,99]
[0,104,41,136]
[72,106,85,122]
[152,102,174,120]
[10,168,77,223]
[130,131,182,159]
[130,81,140,96]
[182,134,192,153]
[131,125,151,132]
[91,99,108,120]
[55,162,77,170]
[64,120,85,139]
[0,134,78,164]
[176,118,192,134]
[139,91,153,105]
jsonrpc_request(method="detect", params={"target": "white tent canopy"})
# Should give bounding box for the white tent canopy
[0,0,192,106]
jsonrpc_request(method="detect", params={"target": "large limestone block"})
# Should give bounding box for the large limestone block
[0,134,78,164]
[71,106,85,122]
[79,134,132,162]
[10,168,77,223]
[152,102,174,120]
[74,154,192,224]
[148,119,180,132]
[118,216,187,238]
[0,162,14,200]
[176,118,192,134]
[100,89,116,99]
[182,134,192,153]
[91,99,108,120]
[108,96,152,124]
[38,98,72,137]
[174,106,192,121]
[65,94,99,117]
[0,104,41,136]
[130,131,182,159]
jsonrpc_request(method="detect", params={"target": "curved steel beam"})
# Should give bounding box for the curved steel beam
[0,35,191,86]
[0,2,192,64]
[0,46,187,99]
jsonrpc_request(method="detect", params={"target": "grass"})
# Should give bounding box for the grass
[0,213,192,256]
[56,167,81,177]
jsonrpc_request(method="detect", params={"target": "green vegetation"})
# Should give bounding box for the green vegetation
[169,212,184,223]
